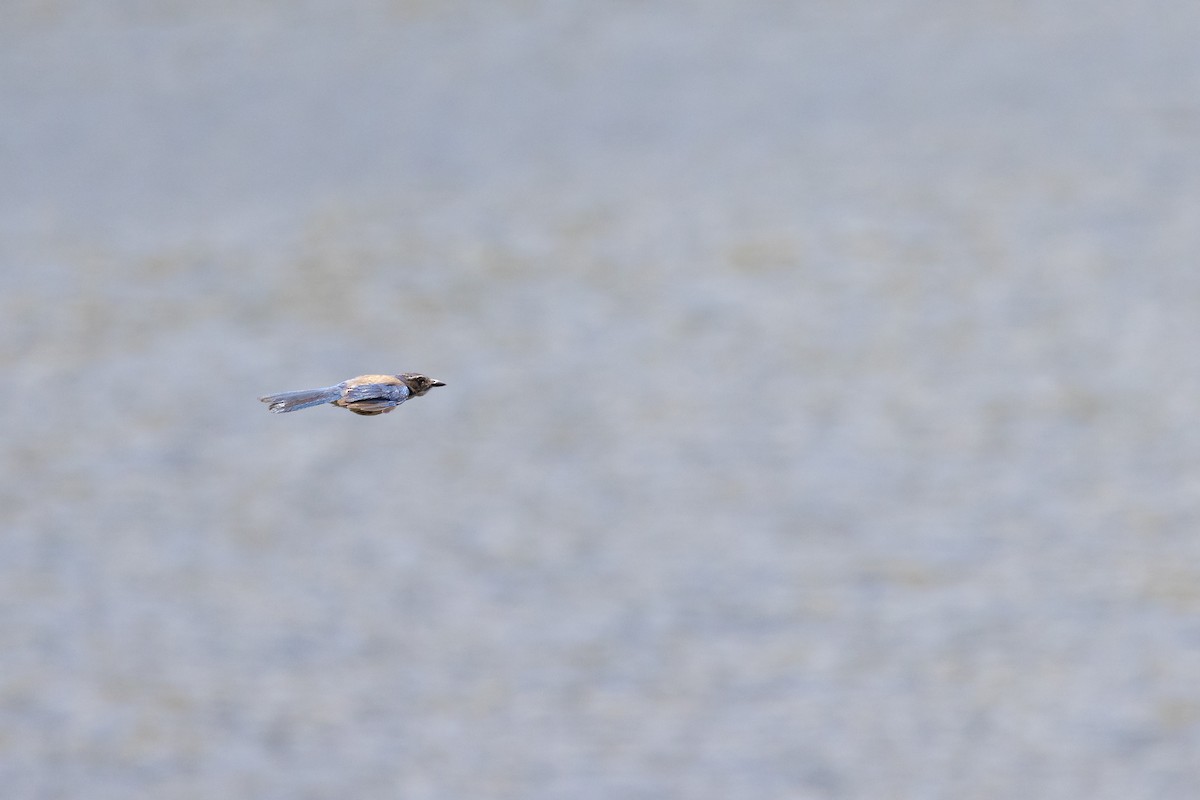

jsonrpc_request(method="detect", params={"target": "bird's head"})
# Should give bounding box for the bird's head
[398,373,446,396]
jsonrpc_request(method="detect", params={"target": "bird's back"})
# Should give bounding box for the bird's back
[342,374,400,387]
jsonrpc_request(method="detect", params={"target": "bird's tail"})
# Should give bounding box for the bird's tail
[258,386,339,413]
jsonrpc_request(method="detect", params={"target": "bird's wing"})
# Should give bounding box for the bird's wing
[341,382,408,404]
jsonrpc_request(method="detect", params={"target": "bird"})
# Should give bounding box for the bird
[259,373,445,416]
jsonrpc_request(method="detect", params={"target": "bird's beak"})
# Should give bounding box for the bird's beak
[430,379,446,387]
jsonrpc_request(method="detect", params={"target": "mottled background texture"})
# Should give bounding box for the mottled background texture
[4,1,1200,798]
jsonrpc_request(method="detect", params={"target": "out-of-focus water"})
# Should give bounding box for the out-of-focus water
[4,2,1200,798]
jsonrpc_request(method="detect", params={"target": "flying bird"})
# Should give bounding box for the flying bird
[259,373,445,416]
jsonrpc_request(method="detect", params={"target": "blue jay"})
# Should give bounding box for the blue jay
[259,373,445,416]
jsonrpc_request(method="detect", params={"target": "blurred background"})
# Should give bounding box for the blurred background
[4,1,1200,797]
